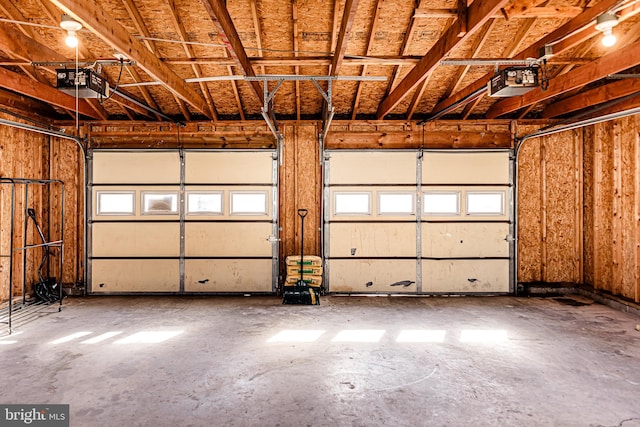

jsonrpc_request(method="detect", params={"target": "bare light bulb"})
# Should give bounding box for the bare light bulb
[601,29,616,47]
[65,30,78,48]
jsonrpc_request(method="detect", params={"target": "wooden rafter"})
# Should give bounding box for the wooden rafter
[117,0,182,121]
[157,56,587,67]
[351,0,383,120]
[385,0,422,100]
[440,19,497,101]
[486,39,640,118]
[430,0,623,119]
[165,0,219,120]
[250,0,265,117]
[406,74,432,120]
[0,66,101,118]
[50,0,211,119]
[377,0,509,118]
[0,88,55,117]
[414,6,583,19]
[200,0,262,105]
[330,0,361,76]
[0,24,110,119]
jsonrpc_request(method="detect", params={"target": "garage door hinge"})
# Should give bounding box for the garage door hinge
[505,235,515,242]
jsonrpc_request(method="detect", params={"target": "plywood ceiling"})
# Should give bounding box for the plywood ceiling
[0,0,639,124]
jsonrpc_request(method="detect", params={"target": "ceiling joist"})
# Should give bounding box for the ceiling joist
[50,0,212,119]
[377,0,509,118]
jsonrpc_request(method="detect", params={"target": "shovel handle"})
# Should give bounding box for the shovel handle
[298,208,308,218]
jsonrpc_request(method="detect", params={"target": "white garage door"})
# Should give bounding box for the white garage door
[324,150,513,294]
[88,149,278,294]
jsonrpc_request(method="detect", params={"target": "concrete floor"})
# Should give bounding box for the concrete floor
[1,295,640,427]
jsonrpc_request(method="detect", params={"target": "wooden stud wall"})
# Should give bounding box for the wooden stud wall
[0,117,84,302]
[279,123,322,280]
[517,129,583,285]
[584,116,640,302]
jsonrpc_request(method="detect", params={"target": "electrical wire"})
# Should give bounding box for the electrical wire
[99,59,124,103]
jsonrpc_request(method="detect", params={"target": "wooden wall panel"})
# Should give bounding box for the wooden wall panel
[279,124,322,282]
[517,139,542,282]
[50,137,83,288]
[584,116,640,302]
[544,131,581,282]
[593,122,614,294]
[0,116,49,302]
[582,126,595,286]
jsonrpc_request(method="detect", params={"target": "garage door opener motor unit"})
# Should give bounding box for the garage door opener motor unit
[56,68,108,98]
[488,66,538,97]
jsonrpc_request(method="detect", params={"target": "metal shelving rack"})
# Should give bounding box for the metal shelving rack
[0,178,65,334]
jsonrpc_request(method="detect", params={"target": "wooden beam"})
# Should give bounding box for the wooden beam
[542,79,640,118]
[457,0,468,36]
[414,6,582,18]
[486,39,640,118]
[118,0,178,121]
[0,88,55,117]
[504,0,571,19]
[430,0,625,119]
[406,76,431,120]
[200,0,262,104]
[440,19,496,101]
[461,93,484,118]
[325,130,511,149]
[165,0,219,120]
[50,0,211,118]
[0,24,110,119]
[0,66,101,118]
[352,0,383,119]
[330,0,361,76]
[385,0,422,99]
[377,0,508,118]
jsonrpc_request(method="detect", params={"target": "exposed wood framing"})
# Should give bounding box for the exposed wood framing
[612,120,622,295]
[406,76,431,120]
[331,0,360,76]
[486,39,640,118]
[200,0,262,105]
[50,0,211,118]
[292,0,301,120]
[575,130,584,283]
[540,138,547,280]
[635,120,640,302]
[431,0,623,118]
[325,130,511,149]
[414,5,582,19]
[542,79,640,118]
[385,0,422,98]
[0,89,53,117]
[377,0,508,118]
[165,0,219,120]
[119,0,176,120]
[351,0,383,120]
[0,66,101,118]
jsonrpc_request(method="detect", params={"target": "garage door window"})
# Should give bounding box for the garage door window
[466,192,505,215]
[378,192,414,215]
[142,192,179,215]
[187,192,223,215]
[230,191,268,215]
[423,192,460,216]
[334,192,371,215]
[97,191,135,215]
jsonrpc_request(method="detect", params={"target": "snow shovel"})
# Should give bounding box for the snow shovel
[282,208,320,305]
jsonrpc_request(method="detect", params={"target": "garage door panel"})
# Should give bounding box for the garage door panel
[329,260,416,293]
[185,222,273,256]
[422,223,509,258]
[329,152,416,184]
[185,259,273,292]
[92,223,180,257]
[93,152,180,183]
[330,223,416,257]
[423,152,510,184]
[92,260,179,292]
[423,260,509,293]
[185,152,273,184]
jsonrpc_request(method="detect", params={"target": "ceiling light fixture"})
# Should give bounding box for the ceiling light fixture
[60,14,82,48]
[595,13,618,47]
